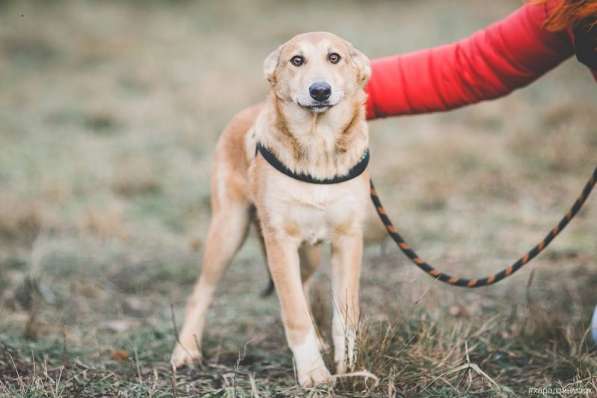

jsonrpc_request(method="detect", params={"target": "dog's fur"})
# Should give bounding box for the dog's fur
[171,32,371,387]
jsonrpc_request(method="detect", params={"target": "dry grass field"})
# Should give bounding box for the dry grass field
[0,0,596,396]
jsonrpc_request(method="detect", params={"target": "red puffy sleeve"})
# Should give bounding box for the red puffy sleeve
[366,2,574,119]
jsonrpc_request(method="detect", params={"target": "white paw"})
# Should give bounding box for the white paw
[298,364,334,388]
[335,348,356,375]
[170,344,202,368]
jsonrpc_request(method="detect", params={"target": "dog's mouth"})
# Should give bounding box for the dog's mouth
[298,101,333,113]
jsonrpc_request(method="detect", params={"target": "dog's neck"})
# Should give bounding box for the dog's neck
[256,91,369,180]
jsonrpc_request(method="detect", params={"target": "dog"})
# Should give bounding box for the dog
[171,31,371,388]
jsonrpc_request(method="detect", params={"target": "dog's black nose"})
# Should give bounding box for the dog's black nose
[309,82,331,102]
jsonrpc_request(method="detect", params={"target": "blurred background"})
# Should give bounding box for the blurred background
[0,0,595,396]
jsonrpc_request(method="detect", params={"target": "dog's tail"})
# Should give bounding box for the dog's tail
[254,214,275,298]
[260,277,275,297]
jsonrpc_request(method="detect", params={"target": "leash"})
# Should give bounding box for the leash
[370,166,597,288]
[255,142,595,291]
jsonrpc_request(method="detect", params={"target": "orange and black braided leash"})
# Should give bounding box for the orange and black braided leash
[370,166,597,288]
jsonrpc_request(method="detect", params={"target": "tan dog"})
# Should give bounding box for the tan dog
[171,32,371,387]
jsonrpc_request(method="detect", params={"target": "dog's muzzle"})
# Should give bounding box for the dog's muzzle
[299,81,333,113]
[309,81,331,102]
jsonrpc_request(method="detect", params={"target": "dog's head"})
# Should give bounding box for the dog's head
[263,32,370,113]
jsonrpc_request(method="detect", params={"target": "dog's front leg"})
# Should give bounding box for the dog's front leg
[331,231,363,374]
[262,230,332,387]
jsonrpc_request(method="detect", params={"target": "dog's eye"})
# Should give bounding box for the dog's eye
[328,53,341,64]
[290,55,304,67]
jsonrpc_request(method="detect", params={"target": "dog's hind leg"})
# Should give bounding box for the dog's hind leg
[299,244,321,299]
[260,243,321,299]
[171,201,250,368]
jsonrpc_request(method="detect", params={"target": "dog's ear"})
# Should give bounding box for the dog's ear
[349,45,371,86]
[263,45,282,85]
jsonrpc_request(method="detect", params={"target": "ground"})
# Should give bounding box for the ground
[0,0,596,397]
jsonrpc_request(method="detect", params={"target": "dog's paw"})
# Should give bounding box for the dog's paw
[170,345,202,369]
[298,365,334,388]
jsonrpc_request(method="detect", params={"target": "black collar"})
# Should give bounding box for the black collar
[256,142,369,184]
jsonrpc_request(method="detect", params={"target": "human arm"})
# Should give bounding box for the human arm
[366,1,575,119]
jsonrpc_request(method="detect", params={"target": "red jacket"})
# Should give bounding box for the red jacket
[366,1,596,119]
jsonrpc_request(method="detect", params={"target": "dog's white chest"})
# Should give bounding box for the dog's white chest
[263,172,368,244]
[290,198,333,244]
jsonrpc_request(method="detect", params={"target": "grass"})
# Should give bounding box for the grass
[1,0,596,396]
